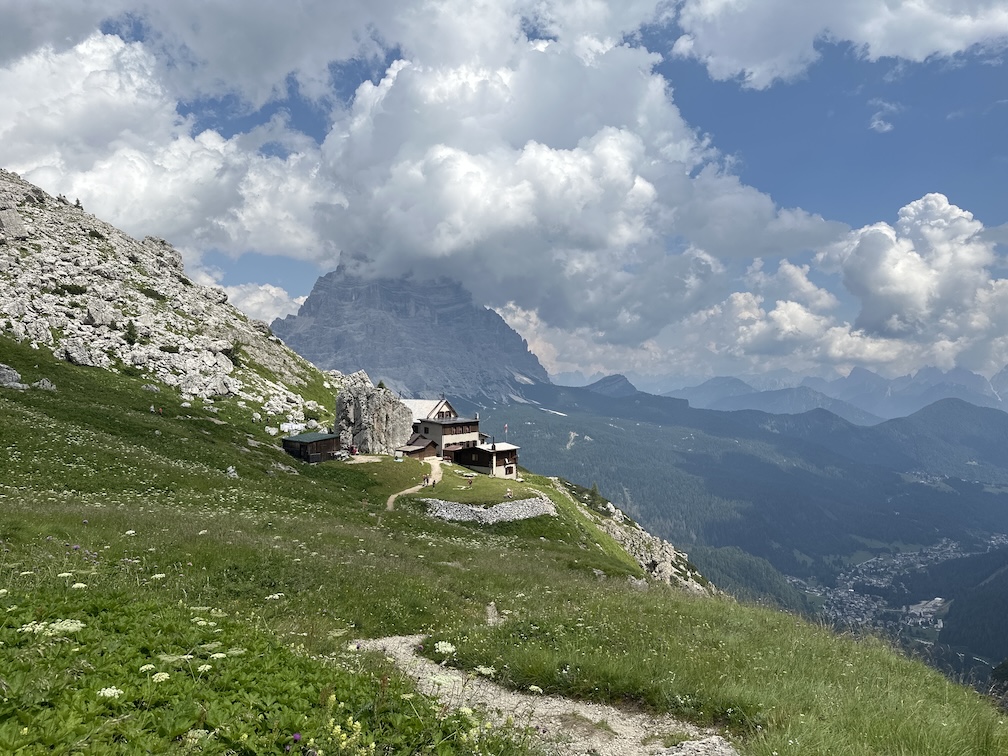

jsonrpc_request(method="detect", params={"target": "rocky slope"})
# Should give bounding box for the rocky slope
[0,168,328,427]
[271,267,550,400]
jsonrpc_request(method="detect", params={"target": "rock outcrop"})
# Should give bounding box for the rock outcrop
[335,371,413,454]
[0,169,328,427]
[271,266,550,401]
[595,508,714,595]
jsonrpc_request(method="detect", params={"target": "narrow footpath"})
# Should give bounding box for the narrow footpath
[386,457,442,511]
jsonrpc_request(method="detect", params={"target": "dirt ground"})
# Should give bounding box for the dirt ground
[356,635,740,756]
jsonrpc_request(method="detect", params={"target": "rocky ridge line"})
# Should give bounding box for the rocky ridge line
[0,169,329,427]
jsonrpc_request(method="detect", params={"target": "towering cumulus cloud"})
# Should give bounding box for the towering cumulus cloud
[0,1,1004,382]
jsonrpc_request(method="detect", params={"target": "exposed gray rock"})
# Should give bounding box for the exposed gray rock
[0,363,27,389]
[84,300,117,327]
[0,168,333,416]
[422,496,557,524]
[271,266,549,400]
[595,508,714,595]
[335,370,413,454]
[31,378,56,391]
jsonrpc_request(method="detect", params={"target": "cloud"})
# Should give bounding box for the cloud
[868,98,901,133]
[0,32,338,264]
[3,2,1005,383]
[224,283,307,323]
[673,0,1008,88]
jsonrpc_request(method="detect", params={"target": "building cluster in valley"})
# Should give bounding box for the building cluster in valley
[788,534,1008,642]
[281,396,519,480]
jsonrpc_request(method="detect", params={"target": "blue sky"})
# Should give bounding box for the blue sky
[1,1,1006,387]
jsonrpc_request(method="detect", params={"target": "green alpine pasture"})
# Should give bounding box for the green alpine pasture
[1,335,1005,755]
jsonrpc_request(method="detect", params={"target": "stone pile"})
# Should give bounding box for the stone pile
[0,169,328,426]
[335,371,413,454]
[422,496,557,524]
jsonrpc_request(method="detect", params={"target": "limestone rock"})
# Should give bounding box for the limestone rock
[597,512,714,595]
[335,370,413,454]
[0,363,27,389]
[271,266,550,401]
[31,378,56,391]
[0,168,333,418]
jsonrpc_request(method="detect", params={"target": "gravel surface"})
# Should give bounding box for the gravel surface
[356,635,740,756]
[422,496,558,524]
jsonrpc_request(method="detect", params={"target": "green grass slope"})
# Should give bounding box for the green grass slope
[2,336,1006,755]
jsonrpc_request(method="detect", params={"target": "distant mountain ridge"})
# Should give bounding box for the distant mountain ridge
[667,365,1008,422]
[271,267,549,401]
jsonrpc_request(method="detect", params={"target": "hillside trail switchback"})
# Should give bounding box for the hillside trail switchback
[386,457,443,510]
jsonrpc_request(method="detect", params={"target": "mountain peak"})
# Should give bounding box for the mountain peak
[271,268,549,400]
[585,374,638,398]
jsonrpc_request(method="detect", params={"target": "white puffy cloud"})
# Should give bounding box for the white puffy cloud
[315,35,842,344]
[673,0,1008,88]
[820,194,996,340]
[224,283,307,323]
[0,33,338,265]
[3,2,1004,383]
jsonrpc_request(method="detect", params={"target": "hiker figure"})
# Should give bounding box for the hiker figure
[468,478,473,488]
[506,487,513,499]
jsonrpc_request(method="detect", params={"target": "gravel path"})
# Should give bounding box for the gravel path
[386,457,443,510]
[356,635,740,756]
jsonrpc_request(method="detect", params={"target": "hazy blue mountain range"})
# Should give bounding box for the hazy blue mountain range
[667,365,1008,422]
[666,379,884,425]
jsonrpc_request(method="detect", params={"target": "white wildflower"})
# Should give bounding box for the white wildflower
[475,665,496,678]
[0,588,8,597]
[124,530,136,536]
[210,652,226,660]
[98,686,124,699]
[434,640,456,657]
[151,573,166,580]
[152,672,170,683]
[57,572,73,578]
[197,664,212,672]
[71,583,87,590]
[140,664,155,672]
[528,685,544,694]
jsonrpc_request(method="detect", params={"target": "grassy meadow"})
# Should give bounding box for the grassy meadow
[1,335,1006,755]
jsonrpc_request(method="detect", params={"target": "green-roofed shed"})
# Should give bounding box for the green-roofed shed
[281,431,342,463]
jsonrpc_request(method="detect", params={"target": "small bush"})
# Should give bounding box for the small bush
[55,283,88,296]
[139,286,167,302]
[124,320,139,346]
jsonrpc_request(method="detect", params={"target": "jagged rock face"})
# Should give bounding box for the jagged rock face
[335,371,413,454]
[0,169,325,422]
[593,502,715,595]
[271,267,550,400]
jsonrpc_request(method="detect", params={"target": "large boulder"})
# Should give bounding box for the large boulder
[335,371,413,454]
